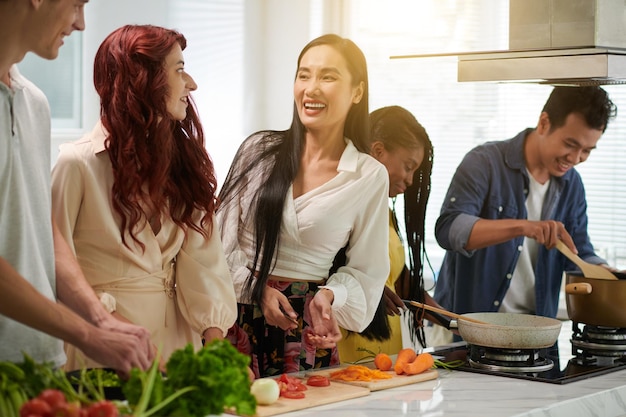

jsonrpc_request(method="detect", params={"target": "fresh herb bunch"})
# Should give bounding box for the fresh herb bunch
[123,340,256,417]
[69,368,121,388]
[11,354,80,401]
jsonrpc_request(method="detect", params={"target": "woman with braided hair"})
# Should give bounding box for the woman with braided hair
[338,105,443,362]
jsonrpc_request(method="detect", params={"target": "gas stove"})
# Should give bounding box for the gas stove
[571,321,626,363]
[431,321,626,384]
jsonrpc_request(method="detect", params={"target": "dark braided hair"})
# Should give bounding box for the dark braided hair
[347,106,433,347]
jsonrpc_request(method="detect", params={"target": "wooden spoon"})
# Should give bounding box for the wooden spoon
[555,240,618,280]
[408,301,489,324]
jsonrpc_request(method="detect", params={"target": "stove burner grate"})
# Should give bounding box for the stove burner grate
[468,344,554,373]
[571,322,626,360]
[431,337,626,385]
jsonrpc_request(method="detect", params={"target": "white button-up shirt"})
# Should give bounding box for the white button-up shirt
[217,133,390,332]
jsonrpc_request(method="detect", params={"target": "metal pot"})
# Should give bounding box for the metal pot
[453,312,562,349]
[565,271,626,327]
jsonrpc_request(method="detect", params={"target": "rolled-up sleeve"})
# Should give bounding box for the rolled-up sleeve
[435,148,492,257]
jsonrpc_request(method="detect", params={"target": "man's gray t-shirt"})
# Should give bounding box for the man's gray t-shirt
[0,66,65,366]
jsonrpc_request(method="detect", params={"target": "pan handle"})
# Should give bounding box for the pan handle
[565,282,592,295]
[402,300,451,329]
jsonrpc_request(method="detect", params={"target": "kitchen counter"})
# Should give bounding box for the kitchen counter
[273,321,626,417]
[278,366,626,417]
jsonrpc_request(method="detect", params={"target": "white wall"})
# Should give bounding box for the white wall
[64,0,316,187]
[243,0,312,134]
[50,0,171,164]
[81,0,171,131]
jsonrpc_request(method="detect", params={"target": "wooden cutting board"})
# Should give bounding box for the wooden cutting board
[226,379,370,417]
[305,366,439,392]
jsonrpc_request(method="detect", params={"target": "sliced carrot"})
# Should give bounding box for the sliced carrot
[394,348,417,375]
[329,365,392,381]
[374,353,393,371]
[402,352,435,375]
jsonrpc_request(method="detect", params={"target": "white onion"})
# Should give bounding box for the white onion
[250,378,280,405]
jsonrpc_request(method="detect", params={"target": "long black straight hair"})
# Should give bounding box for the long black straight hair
[355,106,433,347]
[218,34,370,306]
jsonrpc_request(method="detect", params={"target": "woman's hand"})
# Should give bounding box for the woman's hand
[307,289,341,348]
[383,286,405,316]
[202,327,223,343]
[422,292,460,336]
[261,286,298,330]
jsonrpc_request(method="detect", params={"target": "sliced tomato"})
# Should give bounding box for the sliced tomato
[294,380,307,391]
[277,373,307,391]
[306,375,330,387]
[277,373,292,385]
[280,390,306,399]
[276,373,308,399]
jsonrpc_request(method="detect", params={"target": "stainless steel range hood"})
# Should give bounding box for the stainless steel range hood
[392,0,626,86]
[456,46,626,86]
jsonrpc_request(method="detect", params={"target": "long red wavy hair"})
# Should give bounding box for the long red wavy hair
[93,24,217,249]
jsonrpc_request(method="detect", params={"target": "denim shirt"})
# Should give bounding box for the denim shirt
[433,128,606,318]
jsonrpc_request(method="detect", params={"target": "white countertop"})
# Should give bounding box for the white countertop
[281,366,626,417]
[277,321,626,417]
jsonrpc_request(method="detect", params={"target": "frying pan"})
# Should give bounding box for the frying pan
[455,312,562,349]
[406,301,562,349]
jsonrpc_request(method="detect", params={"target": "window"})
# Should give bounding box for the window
[18,33,83,130]
[167,0,245,184]
[344,0,626,285]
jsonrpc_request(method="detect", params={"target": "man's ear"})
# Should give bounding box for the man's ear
[537,112,551,134]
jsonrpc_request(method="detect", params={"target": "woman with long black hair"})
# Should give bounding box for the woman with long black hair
[217,34,390,378]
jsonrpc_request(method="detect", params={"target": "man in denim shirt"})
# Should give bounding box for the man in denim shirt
[433,86,618,330]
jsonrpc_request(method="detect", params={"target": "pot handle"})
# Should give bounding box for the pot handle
[565,282,592,295]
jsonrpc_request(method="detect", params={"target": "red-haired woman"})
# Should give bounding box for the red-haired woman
[51,24,237,370]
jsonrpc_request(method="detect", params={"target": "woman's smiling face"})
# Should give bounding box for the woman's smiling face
[372,142,425,197]
[164,43,197,121]
[293,44,363,133]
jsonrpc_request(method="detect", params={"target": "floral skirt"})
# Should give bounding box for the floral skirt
[226,280,339,378]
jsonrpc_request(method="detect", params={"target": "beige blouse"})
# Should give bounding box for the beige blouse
[51,121,237,369]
